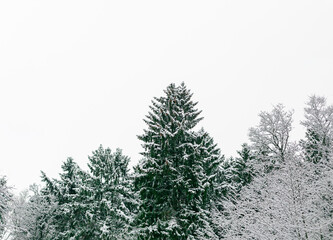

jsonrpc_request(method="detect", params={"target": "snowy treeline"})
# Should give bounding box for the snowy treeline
[1,83,332,239]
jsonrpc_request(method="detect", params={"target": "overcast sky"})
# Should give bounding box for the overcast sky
[1,0,333,193]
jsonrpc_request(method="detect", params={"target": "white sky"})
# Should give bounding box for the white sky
[1,0,333,193]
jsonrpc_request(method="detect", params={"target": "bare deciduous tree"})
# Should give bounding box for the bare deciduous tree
[0,176,12,239]
[249,104,293,162]
[224,144,333,240]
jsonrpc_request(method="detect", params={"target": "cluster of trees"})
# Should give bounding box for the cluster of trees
[1,83,332,239]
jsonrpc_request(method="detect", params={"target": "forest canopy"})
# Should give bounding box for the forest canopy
[1,83,333,240]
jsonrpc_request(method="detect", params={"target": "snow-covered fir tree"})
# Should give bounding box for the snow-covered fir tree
[210,143,255,238]
[134,83,220,239]
[38,147,136,240]
[222,143,254,198]
[233,143,255,190]
[41,157,91,239]
[87,145,137,240]
[300,95,333,163]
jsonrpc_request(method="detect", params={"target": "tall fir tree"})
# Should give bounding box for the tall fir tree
[134,83,219,239]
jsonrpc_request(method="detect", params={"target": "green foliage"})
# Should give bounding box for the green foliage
[40,158,92,239]
[301,128,331,163]
[134,83,220,239]
[38,146,135,240]
[5,87,333,240]
[87,145,136,240]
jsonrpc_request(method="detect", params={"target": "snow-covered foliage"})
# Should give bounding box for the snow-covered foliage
[224,145,333,239]
[9,184,56,240]
[249,104,293,163]
[301,95,333,163]
[134,83,221,239]
[0,176,12,238]
[221,98,333,239]
[37,147,136,240]
[86,146,137,240]
[40,158,92,239]
[2,86,333,240]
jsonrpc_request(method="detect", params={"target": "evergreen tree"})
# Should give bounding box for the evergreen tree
[87,145,136,240]
[233,143,254,189]
[210,144,254,238]
[301,129,325,163]
[41,158,91,239]
[196,129,223,207]
[214,143,254,205]
[134,83,219,239]
[39,147,136,240]
[300,95,333,163]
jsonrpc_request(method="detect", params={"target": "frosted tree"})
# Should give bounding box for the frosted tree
[222,104,296,238]
[210,143,255,238]
[224,145,305,239]
[249,104,293,171]
[300,95,333,163]
[228,143,255,195]
[305,159,333,238]
[134,83,219,239]
[299,96,333,237]
[0,176,12,238]
[196,129,223,207]
[9,184,55,240]
[225,144,333,240]
[223,101,333,239]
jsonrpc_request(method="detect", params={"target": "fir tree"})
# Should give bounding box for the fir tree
[233,143,254,189]
[134,83,219,239]
[197,129,223,207]
[39,147,136,240]
[214,144,254,206]
[300,96,333,163]
[220,144,254,199]
[87,145,136,240]
[41,158,91,239]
